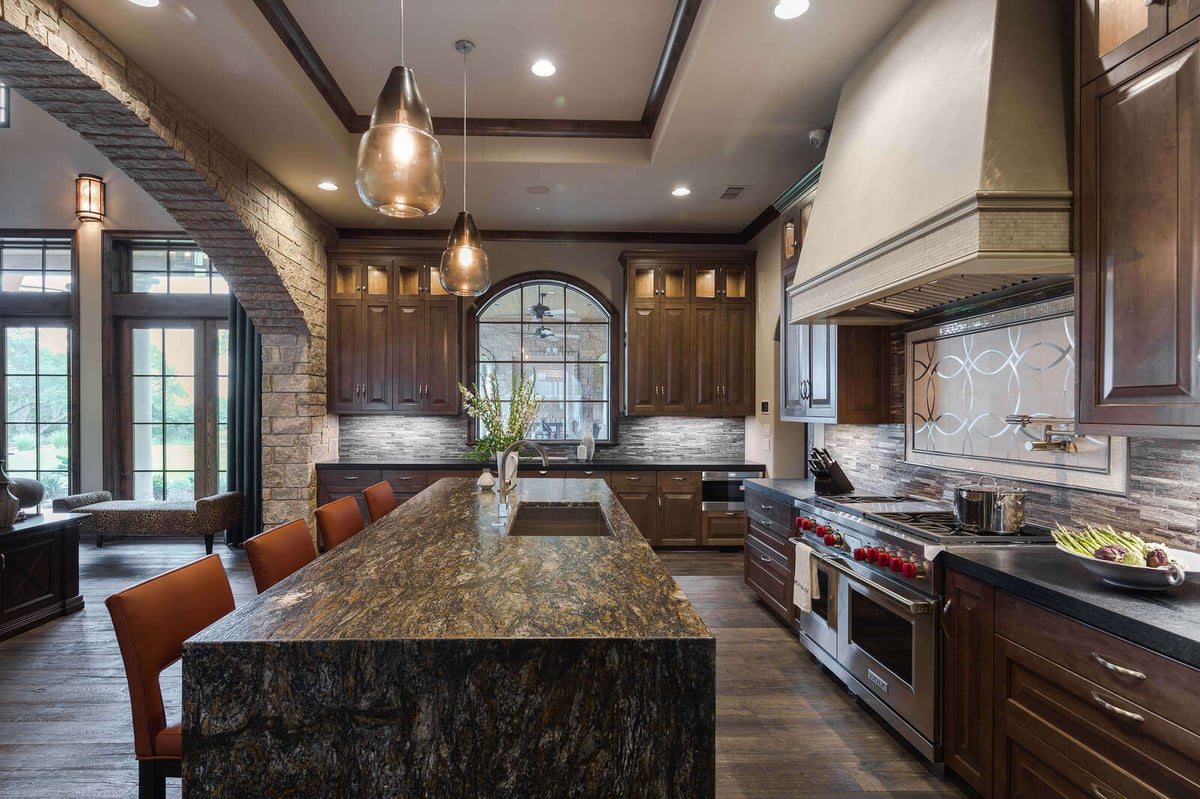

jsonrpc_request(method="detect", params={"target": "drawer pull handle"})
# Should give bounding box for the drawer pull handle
[724,512,738,517]
[672,476,686,482]
[941,598,952,639]
[759,555,772,563]
[626,477,642,481]
[342,476,360,481]
[1091,785,1111,799]
[396,477,412,481]
[1091,652,1146,680]
[1091,692,1144,724]
[760,503,773,510]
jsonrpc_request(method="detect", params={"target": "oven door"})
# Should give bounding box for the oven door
[793,551,838,659]
[827,556,940,743]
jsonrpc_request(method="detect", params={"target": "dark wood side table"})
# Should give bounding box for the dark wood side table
[0,512,86,641]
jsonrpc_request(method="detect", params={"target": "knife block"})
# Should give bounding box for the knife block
[815,462,855,495]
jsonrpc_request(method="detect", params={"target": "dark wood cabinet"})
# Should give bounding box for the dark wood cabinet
[0,515,83,641]
[1172,0,1200,31]
[621,251,756,418]
[610,471,659,544]
[779,276,892,425]
[942,570,994,796]
[327,250,460,415]
[1077,19,1200,436]
[657,471,701,546]
[743,485,795,623]
[701,510,744,546]
[1079,0,1168,83]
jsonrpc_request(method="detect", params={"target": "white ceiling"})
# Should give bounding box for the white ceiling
[33,0,913,234]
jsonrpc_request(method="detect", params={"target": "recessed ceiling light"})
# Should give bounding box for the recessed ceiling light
[128,0,161,7]
[773,0,810,20]
[531,59,556,78]
[317,181,339,191]
[671,186,692,197]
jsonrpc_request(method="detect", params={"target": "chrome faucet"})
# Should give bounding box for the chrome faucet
[499,439,549,496]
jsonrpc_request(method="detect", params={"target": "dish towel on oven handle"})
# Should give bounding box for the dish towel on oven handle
[793,539,820,613]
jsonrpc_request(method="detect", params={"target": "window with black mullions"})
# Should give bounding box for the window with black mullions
[2,325,72,504]
[0,237,72,293]
[121,240,229,294]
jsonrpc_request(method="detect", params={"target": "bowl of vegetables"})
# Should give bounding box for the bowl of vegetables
[1051,524,1196,591]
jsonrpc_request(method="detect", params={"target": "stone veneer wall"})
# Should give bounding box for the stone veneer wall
[339,416,748,463]
[819,331,1200,551]
[0,0,338,530]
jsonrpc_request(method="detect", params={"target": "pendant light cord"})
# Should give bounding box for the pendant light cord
[462,47,468,211]
[400,0,405,65]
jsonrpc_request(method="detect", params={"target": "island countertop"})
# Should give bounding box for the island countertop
[189,477,712,644]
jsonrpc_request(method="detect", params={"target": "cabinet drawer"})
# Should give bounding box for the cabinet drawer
[558,470,611,483]
[999,719,1130,799]
[657,470,701,490]
[745,511,790,555]
[611,471,657,490]
[702,511,744,546]
[380,470,429,490]
[320,469,382,489]
[995,592,1200,732]
[997,638,1197,799]
[745,533,789,608]
[743,488,795,530]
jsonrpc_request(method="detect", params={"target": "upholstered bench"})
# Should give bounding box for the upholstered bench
[52,491,243,554]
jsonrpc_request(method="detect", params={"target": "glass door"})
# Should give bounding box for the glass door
[123,320,227,500]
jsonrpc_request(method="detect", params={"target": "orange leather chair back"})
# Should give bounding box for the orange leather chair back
[363,480,398,522]
[314,496,365,551]
[105,554,234,760]
[244,518,317,593]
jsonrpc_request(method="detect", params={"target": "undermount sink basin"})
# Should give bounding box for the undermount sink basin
[508,503,612,537]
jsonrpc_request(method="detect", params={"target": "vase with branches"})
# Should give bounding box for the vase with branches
[459,370,542,463]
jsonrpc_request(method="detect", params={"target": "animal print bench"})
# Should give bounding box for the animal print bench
[52,491,243,554]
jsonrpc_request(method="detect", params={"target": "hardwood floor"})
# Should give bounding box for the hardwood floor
[0,541,966,798]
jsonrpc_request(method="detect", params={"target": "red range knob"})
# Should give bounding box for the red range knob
[800,518,813,531]
[814,525,827,537]
[824,533,838,547]
[794,516,803,530]
[903,562,918,579]
[890,557,905,573]
[866,547,879,563]
[854,548,867,561]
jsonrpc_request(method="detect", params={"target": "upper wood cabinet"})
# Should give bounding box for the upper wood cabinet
[780,266,891,424]
[620,251,756,418]
[1077,18,1200,436]
[326,250,460,415]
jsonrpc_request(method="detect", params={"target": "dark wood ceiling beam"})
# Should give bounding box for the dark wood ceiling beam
[252,0,698,139]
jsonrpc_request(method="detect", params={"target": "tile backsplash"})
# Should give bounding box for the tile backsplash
[338,415,748,462]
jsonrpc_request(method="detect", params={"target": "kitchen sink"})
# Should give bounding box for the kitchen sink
[508,503,612,537]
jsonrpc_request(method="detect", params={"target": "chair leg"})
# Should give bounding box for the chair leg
[96,534,104,548]
[138,760,168,799]
[204,533,214,555]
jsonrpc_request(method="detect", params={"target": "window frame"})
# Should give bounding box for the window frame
[108,235,229,296]
[464,271,620,447]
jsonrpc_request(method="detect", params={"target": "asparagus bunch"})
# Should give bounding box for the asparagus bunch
[1052,523,1147,557]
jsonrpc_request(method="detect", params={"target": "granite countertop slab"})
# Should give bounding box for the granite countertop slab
[944,547,1200,670]
[317,457,767,472]
[190,478,712,643]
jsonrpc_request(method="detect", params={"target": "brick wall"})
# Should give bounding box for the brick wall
[0,0,337,530]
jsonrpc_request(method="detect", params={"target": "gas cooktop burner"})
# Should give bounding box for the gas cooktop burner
[818,494,913,504]
[866,510,1053,541]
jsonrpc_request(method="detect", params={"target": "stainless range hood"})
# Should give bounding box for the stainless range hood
[788,0,1073,324]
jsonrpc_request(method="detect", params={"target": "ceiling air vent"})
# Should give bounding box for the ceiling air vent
[719,185,747,200]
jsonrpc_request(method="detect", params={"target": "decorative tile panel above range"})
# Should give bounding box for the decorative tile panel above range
[906,298,1128,493]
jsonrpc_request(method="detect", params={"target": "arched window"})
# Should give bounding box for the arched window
[471,273,616,443]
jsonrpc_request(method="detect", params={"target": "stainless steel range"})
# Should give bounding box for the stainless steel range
[787,493,1053,761]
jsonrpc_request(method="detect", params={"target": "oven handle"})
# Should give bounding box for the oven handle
[816,553,937,615]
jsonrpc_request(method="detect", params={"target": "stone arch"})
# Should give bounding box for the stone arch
[0,3,337,528]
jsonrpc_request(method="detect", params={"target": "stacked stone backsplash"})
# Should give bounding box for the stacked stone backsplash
[821,423,1200,552]
[338,416,747,462]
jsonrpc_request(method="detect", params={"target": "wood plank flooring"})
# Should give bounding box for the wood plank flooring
[0,541,967,798]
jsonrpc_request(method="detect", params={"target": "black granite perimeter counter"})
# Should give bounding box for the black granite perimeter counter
[944,547,1200,670]
[182,478,715,798]
[742,477,815,506]
[318,456,767,472]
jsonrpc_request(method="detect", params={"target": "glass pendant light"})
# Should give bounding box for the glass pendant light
[355,0,445,218]
[439,39,490,297]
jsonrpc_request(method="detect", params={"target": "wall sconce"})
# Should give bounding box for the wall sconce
[75,174,105,222]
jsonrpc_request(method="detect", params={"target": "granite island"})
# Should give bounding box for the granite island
[182,478,715,798]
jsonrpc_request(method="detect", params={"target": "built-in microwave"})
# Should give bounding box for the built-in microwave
[701,471,764,512]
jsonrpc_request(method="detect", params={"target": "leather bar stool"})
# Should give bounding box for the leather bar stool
[244,518,317,593]
[314,496,365,552]
[363,480,398,522]
[105,554,235,799]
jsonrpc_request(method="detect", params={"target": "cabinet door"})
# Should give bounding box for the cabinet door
[422,297,459,414]
[361,301,392,411]
[615,489,658,544]
[996,722,1128,799]
[1078,37,1200,432]
[0,534,61,623]
[837,326,892,423]
[392,299,422,412]
[660,265,689,300]
[721,304,754,416]
[658,489,701,545]
[330,261,363,300]
[690,302,720,415]
[943,570,994,796]
[781,268,807,420]
[691,266,719,301]
[1171,0,1200,32]
[702,511,744,545]
[721,264,752,305]
[801,323,837,420]
[1080,0,1168,83]
[626,303,659,414]
[362,261,390,300]
[661,302,691,414]
[329,299,362,411]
